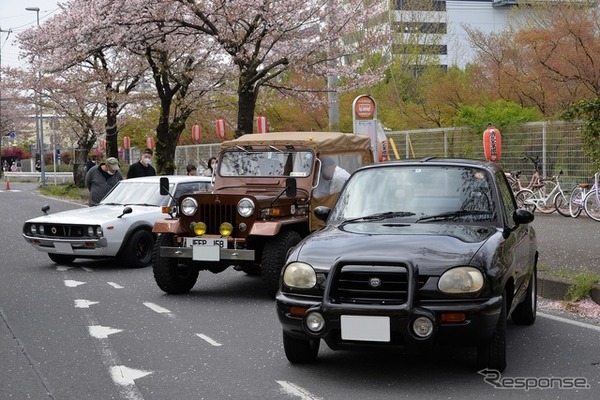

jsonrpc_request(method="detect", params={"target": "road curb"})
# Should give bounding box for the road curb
[538,273,600,305]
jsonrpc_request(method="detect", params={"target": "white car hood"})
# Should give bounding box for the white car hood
[26,204,162,225]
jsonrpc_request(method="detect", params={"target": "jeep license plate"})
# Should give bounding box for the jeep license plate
[185,238,227,262]
[340,315,390,342]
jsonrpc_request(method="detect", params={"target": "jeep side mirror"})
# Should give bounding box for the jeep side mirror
[314,206,330,221]
[285,177,297,198]
[159,177,170,196]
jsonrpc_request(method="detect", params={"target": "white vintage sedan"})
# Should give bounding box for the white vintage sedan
[22,175,212,268]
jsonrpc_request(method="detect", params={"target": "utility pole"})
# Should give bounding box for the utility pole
[0,26,13,180]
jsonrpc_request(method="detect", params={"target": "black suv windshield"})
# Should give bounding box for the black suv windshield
[219,150,314,177]
[330,165,498,223]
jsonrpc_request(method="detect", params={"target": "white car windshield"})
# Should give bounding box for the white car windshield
[219,150,314,177]
[100,181,171,206]
[330,165,497,223]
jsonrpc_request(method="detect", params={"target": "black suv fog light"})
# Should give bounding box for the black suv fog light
[305,311,325,333]
[412,316,434,338]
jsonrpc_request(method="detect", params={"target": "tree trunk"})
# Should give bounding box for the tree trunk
[236,77,259,138]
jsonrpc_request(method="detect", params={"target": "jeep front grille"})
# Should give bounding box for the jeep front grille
[332,265,426,305]
[200,203,237,235]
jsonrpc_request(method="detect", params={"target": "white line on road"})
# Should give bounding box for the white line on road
[195,333,222,347]
[89,325,124,339]
[56,266,74,271]
[143,302,172,314]
[107,282,124,289]
[74,299,99,309]
[538,312,600,332]
[81,267,93,272]
[64,279,86,287]
[276,380,323,400]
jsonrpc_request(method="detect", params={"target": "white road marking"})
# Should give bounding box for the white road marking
[109,365,152,386]
[143,302,171,314]
[107,282,124,289]
[89,325,124,339]
[276,381,322,400]
[56,266,74,271]
[195,333,222,347]
[74,299,99,309]
[538,312,600,332]
[64,279,86,287]
[81,267,93,272]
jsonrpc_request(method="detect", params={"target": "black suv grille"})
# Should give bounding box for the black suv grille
[200,203,237,235]
[333,265,426,305]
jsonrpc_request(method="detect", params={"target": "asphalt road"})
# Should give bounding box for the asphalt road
[1,183,599,399]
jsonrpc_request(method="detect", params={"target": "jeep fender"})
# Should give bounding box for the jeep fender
[250,221,282,236]
[153,218,183,234]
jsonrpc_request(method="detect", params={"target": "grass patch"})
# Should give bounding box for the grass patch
[39,183,89,203]
[564,270,600,302]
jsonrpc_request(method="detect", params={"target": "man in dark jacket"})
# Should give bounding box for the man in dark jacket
[85,157,123,206]
[127,148,156,178]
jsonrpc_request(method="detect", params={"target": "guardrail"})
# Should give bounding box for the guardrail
[3,171,74,184]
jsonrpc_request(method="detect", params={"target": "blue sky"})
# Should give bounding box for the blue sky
[0,1,60,68]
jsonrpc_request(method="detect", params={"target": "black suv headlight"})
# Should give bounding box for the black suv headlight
[282,262,317,289]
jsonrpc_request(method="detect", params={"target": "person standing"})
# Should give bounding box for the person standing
[203,157,217,176]
[186,163,198,175]
[85,157,123,206]
[127,148,156,178]
[313,156,350,198]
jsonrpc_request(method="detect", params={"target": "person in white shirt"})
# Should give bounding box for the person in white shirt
[314,156,350,198]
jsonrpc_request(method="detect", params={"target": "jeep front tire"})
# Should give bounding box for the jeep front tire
[261,230,302,297]
[152,233,199,294]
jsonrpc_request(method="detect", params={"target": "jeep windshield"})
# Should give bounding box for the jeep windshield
[218,149,314,177]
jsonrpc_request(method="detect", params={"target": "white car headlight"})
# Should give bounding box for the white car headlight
[181,197,198,216]
[283,262,317,289]
[438,267,484,294]
[237,198,255,218]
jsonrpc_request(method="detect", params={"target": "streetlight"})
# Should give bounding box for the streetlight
[26,7,46,186]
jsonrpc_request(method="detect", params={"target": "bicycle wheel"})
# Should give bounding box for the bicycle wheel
[569,187,583,218]
[553,190,571,217]
[515,189,535,212]
[534,181,557,213]
[583,190,600,221]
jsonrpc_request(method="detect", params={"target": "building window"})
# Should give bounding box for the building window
[394,0,446,12]
[394,22,447,34]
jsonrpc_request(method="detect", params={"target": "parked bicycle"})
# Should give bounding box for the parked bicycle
[515,170,570,215]
[571,171,600,221]
[568,172,597,218]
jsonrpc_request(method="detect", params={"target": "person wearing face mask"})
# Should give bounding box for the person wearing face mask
[85,157,123,206]
[127,148,156,178]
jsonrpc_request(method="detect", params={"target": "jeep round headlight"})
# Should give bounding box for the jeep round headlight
[237,198,255,218]
[438,267,484,294]
[181,197,198,216]
[283,262,317,289]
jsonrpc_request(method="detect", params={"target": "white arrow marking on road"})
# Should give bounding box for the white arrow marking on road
[143,302,171,314]
[109,365,152,386]
[276,381,323,400]
[74,299,99,308]
[107,282,124,289]
[195,333,222,347]
[56,266,74,271]
[64,280,86,287]
[89,325,124,339]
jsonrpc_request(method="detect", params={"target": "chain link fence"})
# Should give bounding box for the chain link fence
[175,121,595,189]
[387,121,595,189]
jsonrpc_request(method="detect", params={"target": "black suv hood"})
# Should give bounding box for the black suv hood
[294,223,497,274]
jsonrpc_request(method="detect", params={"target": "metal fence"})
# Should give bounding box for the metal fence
[387,121,595,189]
[175,121,596,189]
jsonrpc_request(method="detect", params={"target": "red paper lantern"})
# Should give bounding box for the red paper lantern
[216,118,226,138]
[192,124,202,142]
[123,136,131,150]
[483,126,502,162]
[146,136,155,150]
[101,138,106,150]
[256,115,267,133]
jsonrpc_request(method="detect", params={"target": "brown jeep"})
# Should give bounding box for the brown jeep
[151,131,373,296]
